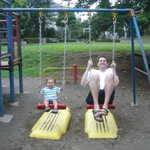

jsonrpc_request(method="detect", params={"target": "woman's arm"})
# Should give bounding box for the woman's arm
[110,61,119,87]
[81,59,93,87]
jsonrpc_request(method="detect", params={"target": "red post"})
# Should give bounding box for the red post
[72,64,78,83]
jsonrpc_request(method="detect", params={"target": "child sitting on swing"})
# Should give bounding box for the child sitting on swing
[40,77,62,113]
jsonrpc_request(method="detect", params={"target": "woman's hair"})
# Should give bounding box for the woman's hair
[46,77,56,83]
[98,56,108,61]
[97,56,109,63]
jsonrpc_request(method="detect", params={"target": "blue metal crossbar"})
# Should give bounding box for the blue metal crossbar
[0,8,131,13]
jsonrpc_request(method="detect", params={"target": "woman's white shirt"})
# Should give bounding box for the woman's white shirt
[86,68,113,90]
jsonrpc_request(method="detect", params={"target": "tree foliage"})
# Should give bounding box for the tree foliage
[56,12,82,40]
[76,0,150,37]
[12,0,54,38]
[114,0,150,35]
[90,0,113,39]
[76,0,97,8]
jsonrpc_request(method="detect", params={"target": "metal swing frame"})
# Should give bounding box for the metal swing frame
[0,0,23,116]
[0,4,150,116]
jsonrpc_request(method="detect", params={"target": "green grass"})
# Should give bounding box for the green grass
[23,42,150,52]
[60,42,146,50]
[2,41,150,78]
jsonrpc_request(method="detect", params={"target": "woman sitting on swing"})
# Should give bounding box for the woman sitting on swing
[81,56,119,122]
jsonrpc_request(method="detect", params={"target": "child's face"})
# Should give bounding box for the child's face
[47,79,55,88]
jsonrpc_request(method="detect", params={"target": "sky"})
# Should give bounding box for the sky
[53,0,118,21]
[53,0,118,7]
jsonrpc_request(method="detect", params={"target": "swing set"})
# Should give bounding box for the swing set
[0,3,150,119]
[0,0,23,118]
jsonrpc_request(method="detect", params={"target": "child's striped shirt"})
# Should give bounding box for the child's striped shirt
[40,86,61,101]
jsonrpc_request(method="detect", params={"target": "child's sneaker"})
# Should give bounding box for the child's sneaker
[51,109,58,114]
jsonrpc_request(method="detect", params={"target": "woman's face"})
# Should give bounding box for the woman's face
[97,57,108,70]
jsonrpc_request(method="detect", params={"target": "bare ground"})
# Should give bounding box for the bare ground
[0,51,150,150]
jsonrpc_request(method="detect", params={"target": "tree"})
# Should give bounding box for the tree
[12,0,55,38]
[114,0,150,35]
[76,0,123,40]
[115,0,150,12]
[12,0,27,7]
[91,0,113,40]
[138,13,150,35]
[76,0,97,8]
[56,12,82,41]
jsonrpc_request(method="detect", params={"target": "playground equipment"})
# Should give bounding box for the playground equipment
[30,107,71,140]
[0,7,149,103]
[0,0,23,117]
[37,103,67,109]
[30,6,72,140]
[135,53,150,76]
[85,105,118,138]
[0,4,150,135]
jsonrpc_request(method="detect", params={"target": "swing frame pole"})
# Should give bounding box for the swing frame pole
[6,0,15,103]
[131,16,150,84]
[130,17,137,106]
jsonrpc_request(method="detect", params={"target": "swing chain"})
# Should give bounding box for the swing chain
[111,13,118,83]
[64,11,68,26]
[62,11,68,87]
[112,13,118,62]
[88,12,92,59]
[113,13,117,25]
[39,12,43,88]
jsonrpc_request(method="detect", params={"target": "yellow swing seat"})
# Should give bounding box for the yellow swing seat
[29,107,71,140]
[85,109,118,139]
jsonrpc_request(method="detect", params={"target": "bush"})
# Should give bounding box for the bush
[96,39,120,42]
[67,39,76,42]
[24,38,39,43]
[46,38,59,43]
